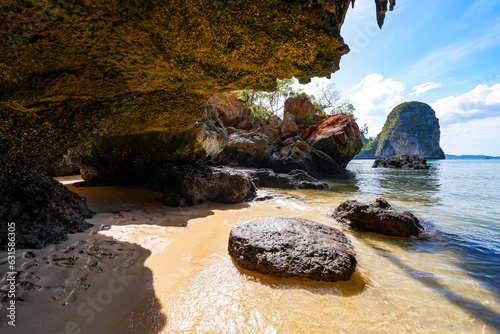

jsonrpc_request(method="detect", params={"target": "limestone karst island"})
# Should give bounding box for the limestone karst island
[1,1,500,333]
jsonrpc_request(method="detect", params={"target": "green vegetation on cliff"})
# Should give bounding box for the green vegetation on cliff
[356,101,445,159]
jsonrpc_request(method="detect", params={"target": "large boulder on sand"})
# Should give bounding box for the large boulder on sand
[268,137,343,177]
[333,198,423,237]
[152,164,256,207]
[305,113,363,170]
[372,154,430,169]
[228,217,357,282]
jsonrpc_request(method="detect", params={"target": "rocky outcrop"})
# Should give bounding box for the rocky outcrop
[373,155,430,169]
[214,111,361,177]
[152,164,256,207]
[281,113,300,139]
[333,198,423,237]
[71,104,227,185]
[284,96,316,124]
[356,102,445,159]
[228,217,357,282]
[0,173,94,251]
[214,130,268,167]
[208,93,255,130]
[244,168,329,190]
[0,102,95,251]
[268,137,343,177]
[304,113,363,169]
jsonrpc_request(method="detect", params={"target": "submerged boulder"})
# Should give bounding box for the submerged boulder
[228,217,357,282]
[373,154,430,169]
[333,198,423,237]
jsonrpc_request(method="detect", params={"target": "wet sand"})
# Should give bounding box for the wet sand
[1,176,499,333]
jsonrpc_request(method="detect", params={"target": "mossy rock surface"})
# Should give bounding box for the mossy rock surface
[0,0,397,248]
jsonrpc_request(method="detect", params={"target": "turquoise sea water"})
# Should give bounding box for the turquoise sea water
[326,159,500,330]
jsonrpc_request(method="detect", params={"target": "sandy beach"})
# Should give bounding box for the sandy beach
[1,174,499,333]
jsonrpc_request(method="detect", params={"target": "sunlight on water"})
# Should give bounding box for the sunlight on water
[111,160,500,333]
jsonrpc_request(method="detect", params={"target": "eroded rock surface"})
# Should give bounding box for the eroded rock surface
[152,164,256,207]
[333,198,423,237]
[228,217,357,282]
[304,113,363,170]
[373,155,430,169]
[268,137,343,177]
[215,130,268,167]
[71,104,227,185]
[284,96,316,124]
[244,168,329,190]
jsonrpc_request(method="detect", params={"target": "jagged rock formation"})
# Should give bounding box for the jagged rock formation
[356,102,445,159]
[215,129,268,168]
[333,198,423,237]
[304,113,363,169]
[268,136,344,176]
[284,96,316,124]
[228,217,357,282]
[0,0,396,248]
[208,93,255,130]
[211,95,363,177]
[373,154,430,169]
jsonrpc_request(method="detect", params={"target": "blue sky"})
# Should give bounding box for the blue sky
[298,0,500,156]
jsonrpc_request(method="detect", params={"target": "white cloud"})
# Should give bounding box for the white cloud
[431,83,500,125]
[409,82,443,96]
[346,73,406,135]
[440,114,500,156]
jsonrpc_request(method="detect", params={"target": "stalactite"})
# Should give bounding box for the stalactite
[376,0,396,29]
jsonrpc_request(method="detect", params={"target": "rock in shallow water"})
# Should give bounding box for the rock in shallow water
[228,217,357,282]
[333,198,423,237]
[153,164,257,206]
[372,154,430,169]
[246,168,329,190]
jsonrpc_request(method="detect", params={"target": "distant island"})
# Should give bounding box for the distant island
[355,101,445,159]
[446,155,500,160]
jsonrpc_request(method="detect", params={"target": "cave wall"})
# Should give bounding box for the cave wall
[0,0,396,249]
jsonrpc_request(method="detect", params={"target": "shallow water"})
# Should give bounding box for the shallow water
[107,160,500,333]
